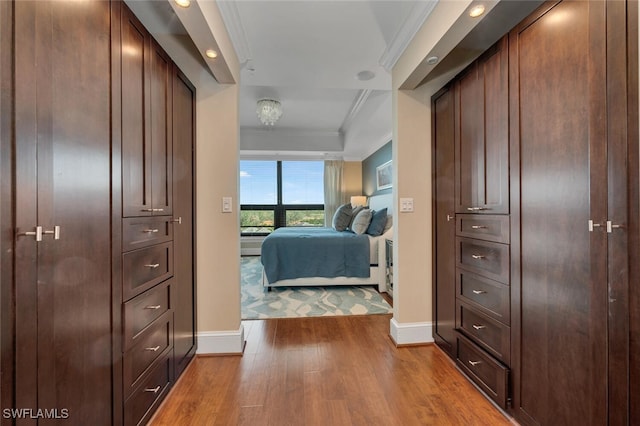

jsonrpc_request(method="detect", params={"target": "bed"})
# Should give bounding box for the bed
[260,193,393,293]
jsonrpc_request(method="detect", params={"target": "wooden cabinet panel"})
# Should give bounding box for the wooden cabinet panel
[432,86,457,358]
[455,37,509,214]
[456,237,509,284]
[123,242,173,301]
[124,353,171,426]
[457,302,510,364]
[456,214,509,244]
[457,334,509,409]
[509,1,608,424]
[172,69,197,377]
[123,280,171,350]
[123,216,173,252]
[457,270,510,325]
[10,1,114,423]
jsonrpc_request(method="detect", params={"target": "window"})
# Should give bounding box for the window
[240,160,324,235]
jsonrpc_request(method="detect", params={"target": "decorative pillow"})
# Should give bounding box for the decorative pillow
[350,209,373,235]
[383,214,393,233]
[366,208,388,236]
[332,203,353,231]
[348,205,364,230]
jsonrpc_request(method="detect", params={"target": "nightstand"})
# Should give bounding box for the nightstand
[385,239,393,296]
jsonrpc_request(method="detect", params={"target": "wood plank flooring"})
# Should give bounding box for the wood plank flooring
[151,314,512,425]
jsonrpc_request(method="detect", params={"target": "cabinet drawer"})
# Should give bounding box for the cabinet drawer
[124,353,172,426]
[457,302,510,364]
[456,237,509,284]
[456,215,509,243]
[456,334,509,409]
[123,242,173,301]
[457,271,510,325]
[124,311,173,397]
[123,216,173,252]
[123,280,171,350]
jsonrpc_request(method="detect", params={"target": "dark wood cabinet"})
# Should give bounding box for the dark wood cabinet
[4,0,114,423]
[433,2,638,421]
[454,37,509,215]
[172,69,197,378]
[432,86,457,358]
[121,6,173,218]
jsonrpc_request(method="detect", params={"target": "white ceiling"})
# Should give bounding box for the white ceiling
[218,0,437,159]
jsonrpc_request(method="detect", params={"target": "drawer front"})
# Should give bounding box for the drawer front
[123,242,173,301]
[124,311,173,396]
[123,280,171,350]
[457,237,509,284]
[458,302,510,364]
[123,216,173,252]
[457,271,510,325]
[456,215,509,243]
[456,334,509,409]
[124,354,172,426]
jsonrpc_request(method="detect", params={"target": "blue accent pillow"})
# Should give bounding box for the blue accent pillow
[332,203,353,231]
[366,208,388,236]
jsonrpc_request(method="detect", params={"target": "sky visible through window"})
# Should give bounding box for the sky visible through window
[240,160,324,205]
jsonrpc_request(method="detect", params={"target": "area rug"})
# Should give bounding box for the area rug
[241,256,393,320]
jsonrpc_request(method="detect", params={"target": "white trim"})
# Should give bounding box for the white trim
[216,0,252,64]
[389,318,434,345]
[378,0,438,71]
[340,89,372,134]
[197,325,245,355]
[360,132,393,161]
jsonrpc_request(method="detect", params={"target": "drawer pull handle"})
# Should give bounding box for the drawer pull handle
[470,225,487,229]
[145,305,162,310]
[145,345,161,352]
[468,360,482,367]
[143,228,159,234]
[144,386,161,394]
[471,254,485,260]
[472,324,486,330]
[472,290,487,295]
[141,208,154,212]
[466,207,487,211]
[172,217,182,225]
[144,263,160,269]
[153,208,165,212]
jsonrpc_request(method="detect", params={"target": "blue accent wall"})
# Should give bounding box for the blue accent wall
[362,141,392,197]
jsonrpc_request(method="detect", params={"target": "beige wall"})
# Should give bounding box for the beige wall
[391,0,477,331]
[343,161,363,203]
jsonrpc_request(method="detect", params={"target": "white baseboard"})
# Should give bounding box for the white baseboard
[389,318,434,346]
[197,325,245,355]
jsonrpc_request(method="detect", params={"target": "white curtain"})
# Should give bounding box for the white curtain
[324,160,344,226]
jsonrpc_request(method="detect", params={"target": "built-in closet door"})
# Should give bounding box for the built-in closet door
[172,68,197,378]
[432,86,457,357]
[12,0,113,423]
[509,0,623,424]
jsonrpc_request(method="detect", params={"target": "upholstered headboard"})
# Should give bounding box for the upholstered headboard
[368,193,393,214]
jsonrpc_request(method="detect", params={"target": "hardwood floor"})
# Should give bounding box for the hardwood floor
[151,314,511,425]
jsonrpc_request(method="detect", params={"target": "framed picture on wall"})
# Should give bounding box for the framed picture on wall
[376,160,392,190]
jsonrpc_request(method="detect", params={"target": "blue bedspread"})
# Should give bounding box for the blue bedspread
[261,227,370,283]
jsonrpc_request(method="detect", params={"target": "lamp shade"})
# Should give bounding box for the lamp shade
[350,196,367,207]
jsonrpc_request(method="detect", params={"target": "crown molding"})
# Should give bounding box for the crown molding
[216,0,252,64]
[340,89,372,134]
[379,0,438,71]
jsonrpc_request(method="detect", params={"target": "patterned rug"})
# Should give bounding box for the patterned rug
[241,256,393,320]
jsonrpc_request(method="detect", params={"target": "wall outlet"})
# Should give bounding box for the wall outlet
[399,197,414,212]
[222,196,233,213]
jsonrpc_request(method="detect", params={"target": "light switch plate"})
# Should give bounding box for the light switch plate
[222,196,233,213]
[399,197,414,213]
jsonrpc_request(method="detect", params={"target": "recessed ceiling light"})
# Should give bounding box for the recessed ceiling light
[175,0,191,8]
[356,70,375,81]
[205,49,218,59]
[469,5,486,18]
[426,56,439,65]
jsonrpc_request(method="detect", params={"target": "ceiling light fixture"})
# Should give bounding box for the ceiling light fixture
[426,56,439,65]
[256,99,283,126]
[174,0,191,8]
[469,4,486,18]
[205,49,218,59]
